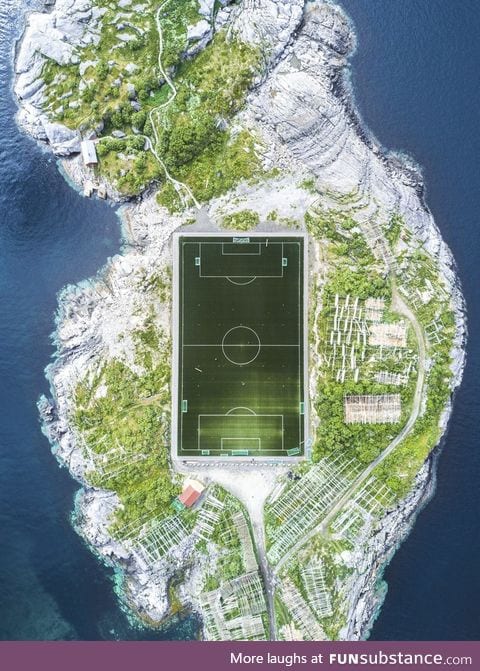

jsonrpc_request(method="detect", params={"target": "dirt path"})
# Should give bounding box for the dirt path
[99,0,199,209]
[274,278,427,578]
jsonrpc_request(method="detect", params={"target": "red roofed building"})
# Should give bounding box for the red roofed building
[179,485,201,508]
[176,479,205,509]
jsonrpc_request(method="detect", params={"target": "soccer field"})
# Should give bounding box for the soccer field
[172,233,307,461]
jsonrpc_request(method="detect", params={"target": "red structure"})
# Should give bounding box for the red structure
[178,485,202,508]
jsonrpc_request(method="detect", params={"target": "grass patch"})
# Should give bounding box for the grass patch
[73,326,178,538]
[42,4,262,202]
[221,209,259,231]
[309,207,457,498]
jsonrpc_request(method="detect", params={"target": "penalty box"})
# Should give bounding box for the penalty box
[172,231,308,462]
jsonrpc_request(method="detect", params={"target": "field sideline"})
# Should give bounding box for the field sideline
[172,232,308,462]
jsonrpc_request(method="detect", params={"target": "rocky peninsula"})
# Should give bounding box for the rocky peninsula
[16,0,465,640]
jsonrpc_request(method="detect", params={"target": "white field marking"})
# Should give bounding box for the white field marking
[197,241,284,278]
[221,243,262,256]
[197,241,285,245]
[220,437,261,449]
[226,277,257,285]
[226,406,256,415]
[197,413,284,452]
[202,273,284,278]
[221,325,261,366]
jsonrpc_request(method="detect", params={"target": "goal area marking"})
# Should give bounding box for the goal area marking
[198,241,289,279]
[197,413,285,453]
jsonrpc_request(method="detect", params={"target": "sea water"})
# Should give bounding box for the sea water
[340,0,480,640]
[1,0,478,640]
[0,0,198,640]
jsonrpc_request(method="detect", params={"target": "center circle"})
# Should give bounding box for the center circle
[221,326,261,366]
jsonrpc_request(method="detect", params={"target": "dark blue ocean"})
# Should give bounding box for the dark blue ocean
[339,0,480,640]
[0,0,478,640]
[0,0,198,640]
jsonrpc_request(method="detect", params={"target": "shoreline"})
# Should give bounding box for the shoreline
[16,0,467,641]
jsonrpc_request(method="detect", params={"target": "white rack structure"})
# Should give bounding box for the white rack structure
[279,623,305,641]
[136,515,189,565]
[322,294,369,383]
[267,456,362,565]
[361,218,393,267]
[200,572,267,641]
[301,559,333,619]
[374,371,408,386]
[322,295,408,383]
[425,320,445,345]
[330,476,394,542]
[232,511,258,573]
[195,493,225,540]
[344,394,401,424]
[116,511,156,542]
[281,578,326,640]
[82,437,149,485]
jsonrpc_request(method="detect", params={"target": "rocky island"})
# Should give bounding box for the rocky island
[15,0,465,640]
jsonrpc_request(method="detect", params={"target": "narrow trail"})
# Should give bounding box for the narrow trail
[275,278,427,575]
[99,0,200,209]
[146,0,200,209]
[269,227,428,637]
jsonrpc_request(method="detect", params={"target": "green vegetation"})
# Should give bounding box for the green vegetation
[161,0,204,70]
[298,538,353,640]
[274,594,293,631]
[299,177,317,194]
[41,2,262,202]
[157,129,262,211]
[96,136,162,195]
[154,31,262,208]
[42,0,202,131]
[372,231,457,496]
[384,213,402,248]
[200,487,248,589]
[221,209,260,231]
[308,205,456,498]
[308,207,411,466]
[73,319,178,538]
[155,32,259,171]
[275,536,354,640]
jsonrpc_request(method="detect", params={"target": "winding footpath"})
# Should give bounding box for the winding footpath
[268,250,428,637]
[100,0,200,209]
[146,0,200,209]
[251,509,277,640]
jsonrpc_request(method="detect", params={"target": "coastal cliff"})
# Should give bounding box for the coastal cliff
[17,0,465,640]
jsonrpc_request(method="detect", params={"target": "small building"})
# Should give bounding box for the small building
[174,478,205,510]
[81,140,98,167]
[179,485,202,508]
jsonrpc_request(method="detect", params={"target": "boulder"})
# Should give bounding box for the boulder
[125,62,138,75]
[43,121,81,155]
[187,19,211,43]
[198,0,215,18]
